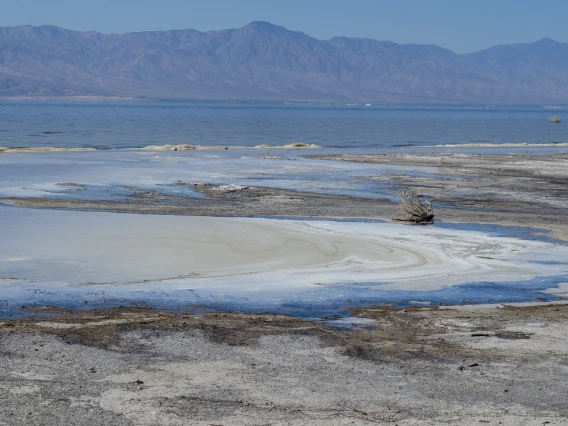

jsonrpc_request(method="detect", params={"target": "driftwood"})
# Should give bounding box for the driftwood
[393,189,434,223]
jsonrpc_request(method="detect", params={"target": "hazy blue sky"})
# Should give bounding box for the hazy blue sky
[1,0,566,53]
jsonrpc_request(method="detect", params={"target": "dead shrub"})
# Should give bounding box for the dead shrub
[394,189,434,223]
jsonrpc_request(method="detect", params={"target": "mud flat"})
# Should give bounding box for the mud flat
[3,151,567,240]
[5,209,563,287]
[0,185,399,223]
[2,152,567,308]
[306,152,568,240]
[0,304,567,425]
[1,151,568,424]
[1,207,567,316]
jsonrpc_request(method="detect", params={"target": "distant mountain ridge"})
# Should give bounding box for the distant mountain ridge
[0,22,567,103]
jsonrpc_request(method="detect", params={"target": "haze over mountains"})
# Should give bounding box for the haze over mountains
[1,21,567,103]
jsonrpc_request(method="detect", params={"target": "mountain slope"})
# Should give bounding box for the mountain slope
[0,22,567,103]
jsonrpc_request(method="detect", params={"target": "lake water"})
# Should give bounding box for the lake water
[0,101,567,149]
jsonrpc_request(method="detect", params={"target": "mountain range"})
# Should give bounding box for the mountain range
[1,21,567,103]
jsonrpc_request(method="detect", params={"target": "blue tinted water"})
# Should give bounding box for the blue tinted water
[2,274,565,320]
[0,101,567,149]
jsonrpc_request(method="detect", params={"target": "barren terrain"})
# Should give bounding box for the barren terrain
[1,152,567,424]
[1,304,567,425]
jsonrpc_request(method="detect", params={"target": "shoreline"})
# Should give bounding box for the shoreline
[2,149,568,423]
[2,151,567,311]
[0,143,321,152]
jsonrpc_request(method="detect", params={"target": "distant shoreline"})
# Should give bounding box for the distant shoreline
[0,95,143,102]
[2,96,568,107]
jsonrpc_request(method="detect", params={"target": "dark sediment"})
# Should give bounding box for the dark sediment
[1,304,567,424]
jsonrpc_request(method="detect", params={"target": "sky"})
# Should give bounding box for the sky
[0,0,566,53]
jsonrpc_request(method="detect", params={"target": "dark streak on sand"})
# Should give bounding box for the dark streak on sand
[0,185,399,222]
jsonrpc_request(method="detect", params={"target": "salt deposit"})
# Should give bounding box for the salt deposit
[1,209,565,293]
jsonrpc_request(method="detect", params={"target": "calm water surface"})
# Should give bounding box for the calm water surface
[0,101,566,149]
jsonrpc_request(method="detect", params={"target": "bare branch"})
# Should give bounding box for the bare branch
[394,189,434,223]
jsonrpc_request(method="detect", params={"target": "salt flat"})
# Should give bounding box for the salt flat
[1,150,568,315]
[1,207,566,316]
